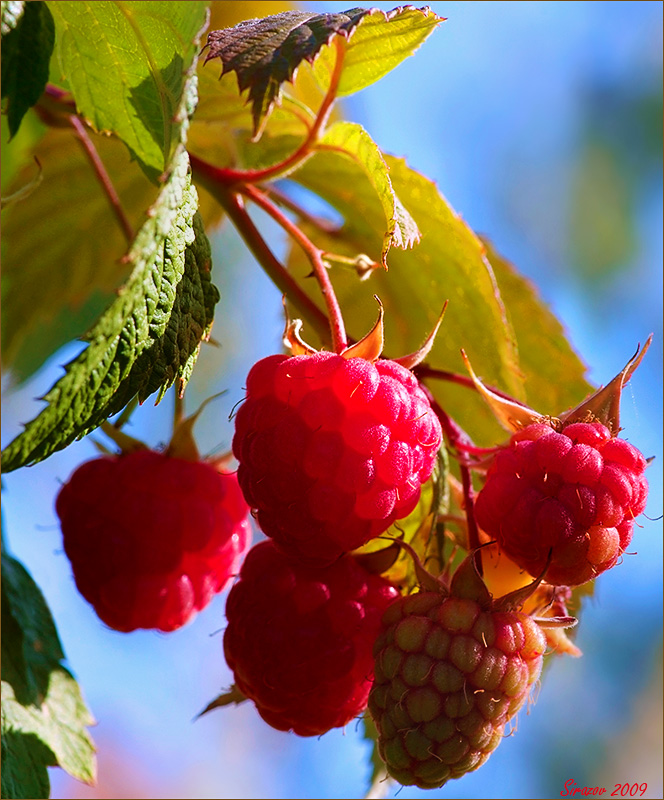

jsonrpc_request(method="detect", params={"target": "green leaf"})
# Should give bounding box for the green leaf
[203,6,441,138]
[319,121,420,265]
[311,6,442,98]
[1,1,55,138]
[1,547,96,798]
[361,714,391,798]
[1,125,157,384]
[482,238,592,416]
[1,149,220,473]
[47,0,208,181]
[1,1,24,36]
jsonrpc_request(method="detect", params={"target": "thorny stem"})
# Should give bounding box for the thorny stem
[69,115,134,244]
[194,37,346,187]
[425,389,483,565]
[241,184,348,352]
[200,181,331,345]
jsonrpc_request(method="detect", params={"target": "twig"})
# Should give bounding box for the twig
[69,115,134,244]
[241,184,347,353]
[201,183,331,345]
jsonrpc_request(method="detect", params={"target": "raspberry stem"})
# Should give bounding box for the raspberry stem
[69,114,134,244]
[241,184,348,352]
[202,183,332,345]
[425,392,483,561]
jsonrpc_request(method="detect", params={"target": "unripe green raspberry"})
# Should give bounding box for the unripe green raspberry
[368,560,547,789]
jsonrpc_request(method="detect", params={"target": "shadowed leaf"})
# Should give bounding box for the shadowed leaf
[204,6,441,138]
[1,1,54,137]
[1,150,219,472]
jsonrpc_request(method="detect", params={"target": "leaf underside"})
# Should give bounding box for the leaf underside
[204,7,369,137]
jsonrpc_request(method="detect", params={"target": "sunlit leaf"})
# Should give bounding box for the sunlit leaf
[1,150,219,472]
[482,239,592,415]
[319,121,420,265]
[284,150,523,446]
[47,0,208,180]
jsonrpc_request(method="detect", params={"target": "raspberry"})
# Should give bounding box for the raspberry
[56,449,251,632]
[474,421,649,585]
[223,539,400,736]
[232,352,442,565]
[368,559,546,789]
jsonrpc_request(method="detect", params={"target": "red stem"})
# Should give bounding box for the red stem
[205,184,331,344]
[191,37,345,187]
[241,184,347,353]
[415,364,528,406]
[425,389,483,561]
[69,115,134,244]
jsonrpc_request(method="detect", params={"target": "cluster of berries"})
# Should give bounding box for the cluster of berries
[225,339,444,733]
[56,318,649,791]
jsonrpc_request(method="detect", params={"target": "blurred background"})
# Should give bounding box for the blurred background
[2,1,662,798]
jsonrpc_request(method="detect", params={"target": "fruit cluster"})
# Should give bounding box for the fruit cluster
[223,329,444,734]
[55,315,650,792]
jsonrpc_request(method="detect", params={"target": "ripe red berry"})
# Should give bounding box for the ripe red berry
[474,421,649,586]
[56,450,251,632]
[368,582,546,789]
[232,352,442,565]
[223,539,400,736]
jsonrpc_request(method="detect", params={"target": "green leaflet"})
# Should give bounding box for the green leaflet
[319,121,420,265]
[47,0,208,181]
[481,238,592,416]
[203,6,441,138]
[1,149,219,473]
[1,126,157,384]
[1,1,55,138]
[1,545,96,799]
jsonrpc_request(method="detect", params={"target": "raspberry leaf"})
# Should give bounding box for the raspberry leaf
[319,122,420,266]
[1,544,96,797]
[203,6,441,139]
[1,128,157,384]
[1,149,219,473]
[481,240,593,417]
[1,0,54,138]
[47,0,207,181]
[362,714,392,798]
[285,152,524,443]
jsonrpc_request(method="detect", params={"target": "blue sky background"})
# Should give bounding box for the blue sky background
[2,2,662,798]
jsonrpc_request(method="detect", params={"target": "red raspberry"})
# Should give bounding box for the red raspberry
[56,450,251,632]
[474,421,649,586]
[368,585,546,789]
[232,352,442,565]
[223,539,400,736]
